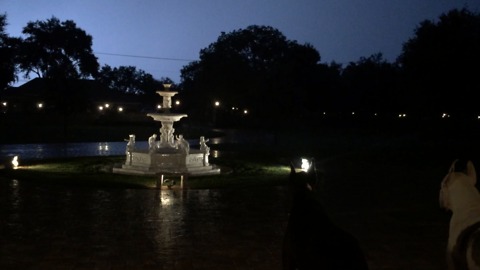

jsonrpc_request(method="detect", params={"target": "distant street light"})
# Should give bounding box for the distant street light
[37,103,43,109]
[12,156,19,169]
[214,101,220,107]
[118,107,124,112]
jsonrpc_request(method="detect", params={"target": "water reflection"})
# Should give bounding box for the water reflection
[0,129,278,161]
[0,141,148,161]
[0,178,289,269]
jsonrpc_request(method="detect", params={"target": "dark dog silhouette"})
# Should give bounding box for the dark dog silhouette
[283,160,369,270]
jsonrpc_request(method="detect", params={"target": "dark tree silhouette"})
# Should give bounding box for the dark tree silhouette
[0,14,19,90]
[180,25,320,125]
[18,16,99,80]
[97,64,163,95]
[341,53,400,115]
[398,8,480,117]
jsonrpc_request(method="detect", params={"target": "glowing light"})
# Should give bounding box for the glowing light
[105,103,110,108]
[157,105,162,109]
[118,107,123,112]
[12,156,19,169]
[442,113,450,118]
[98,143,109,151]
[301,158,311,172]
[37,103,43,109]
[398,113,407,118]
[214,101,220,107]
[98,106,104,111]
[175,100,180,105]
[352,112,355,115]
[2,102,7,106]
[243,109,248,114]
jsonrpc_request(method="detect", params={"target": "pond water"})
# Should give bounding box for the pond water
[0,177,290,269]
[0,141,143,160]
[0,129,277,161]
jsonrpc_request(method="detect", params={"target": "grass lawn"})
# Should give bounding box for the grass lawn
[0,154,292,189]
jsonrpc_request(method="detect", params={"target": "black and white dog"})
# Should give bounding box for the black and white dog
[440,160,480,270]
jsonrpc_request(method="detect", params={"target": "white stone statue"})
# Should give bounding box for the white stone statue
[124,134,135,165]
[175,134,190,154]
[200,136,210,166]
[148,134,157,152]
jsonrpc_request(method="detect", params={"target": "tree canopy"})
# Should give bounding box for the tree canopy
[0,14,19,90]
[398,8,480,115]
[96,64,164,95]
[17,16,99,80]
[340,53,400,113]
[180,25,321,123]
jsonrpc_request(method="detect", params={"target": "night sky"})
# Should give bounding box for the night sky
[2,0,480,84]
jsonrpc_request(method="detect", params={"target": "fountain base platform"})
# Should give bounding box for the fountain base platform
[112,149,221,176]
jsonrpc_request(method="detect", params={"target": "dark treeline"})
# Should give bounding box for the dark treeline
[1,8,480,128]
[180,8,480,127]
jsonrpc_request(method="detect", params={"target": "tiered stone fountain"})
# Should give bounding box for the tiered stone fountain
[113,85,220,176]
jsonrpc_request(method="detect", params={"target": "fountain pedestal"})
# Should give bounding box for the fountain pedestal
[113,86,220,177]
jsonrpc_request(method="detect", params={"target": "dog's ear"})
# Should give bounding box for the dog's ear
[466,160,477,184]
[449,159,458,174]
[290,162,296,174]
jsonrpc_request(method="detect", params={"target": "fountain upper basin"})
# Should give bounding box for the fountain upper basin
[147,113,187,122]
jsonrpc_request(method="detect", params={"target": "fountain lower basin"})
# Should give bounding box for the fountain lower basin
[113,148,220,176]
